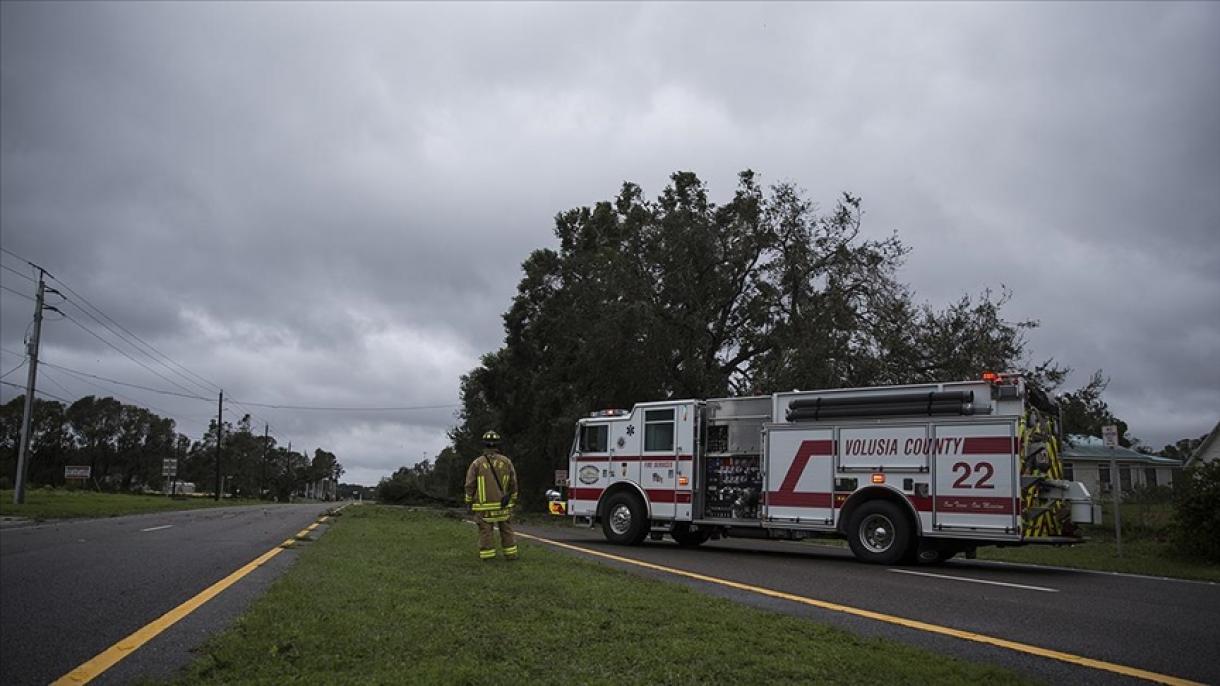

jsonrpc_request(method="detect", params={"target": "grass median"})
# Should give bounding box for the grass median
[171,505,1031,685]
[977,501,1219,583]
[0,489,269,521]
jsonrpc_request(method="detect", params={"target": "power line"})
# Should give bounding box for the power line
[37,359,212,401]
[226,399,460,411]
[1,379,71,404]
[1,263,36,283]
[39,368,75,398]
[49,277,221,396]
[59,311,207,397]
[40,366,201,426]
[1,284,36,302]
[54,296,213,396]
[1,358,27,379]
[3,247,220,398]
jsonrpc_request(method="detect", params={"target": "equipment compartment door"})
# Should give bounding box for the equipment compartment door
[764,427,835,525]
[931,423,1019,534]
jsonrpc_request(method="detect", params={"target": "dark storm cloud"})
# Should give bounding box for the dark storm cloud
[3,2,1217,482]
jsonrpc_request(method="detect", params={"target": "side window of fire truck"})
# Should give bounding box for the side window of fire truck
[579,424,608,452]
[644,409,675,451]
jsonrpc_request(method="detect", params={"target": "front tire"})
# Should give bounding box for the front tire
[601,492,648,545]
[846,500,914,565]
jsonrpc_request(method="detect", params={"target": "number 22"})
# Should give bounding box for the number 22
[951,462,995,489]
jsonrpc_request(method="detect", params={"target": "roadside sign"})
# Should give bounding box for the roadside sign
[1102,425,1118,448]
[162,458,178,477]
[554,469,568,486]
[64,465,91,480]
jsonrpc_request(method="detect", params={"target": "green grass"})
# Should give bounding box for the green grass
[0,489,269,521]
[977,500,1220,583]
[170,506,1033,685]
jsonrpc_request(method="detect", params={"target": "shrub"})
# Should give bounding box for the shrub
[1172,461,1220,561]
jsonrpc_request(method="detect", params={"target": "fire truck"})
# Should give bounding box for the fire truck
[547,373,1096,564]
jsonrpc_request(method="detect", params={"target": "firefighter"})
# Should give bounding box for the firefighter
[465,430,519,561]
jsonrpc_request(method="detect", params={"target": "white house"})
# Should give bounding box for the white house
[1061,435,1182,499]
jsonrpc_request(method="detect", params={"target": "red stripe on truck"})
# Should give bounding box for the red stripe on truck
[961,437,1014,454]
[574,455,694,463]
[570,487,691,504]
[777,440,835,492]
[570,488,604,500]
[767,491,833,508]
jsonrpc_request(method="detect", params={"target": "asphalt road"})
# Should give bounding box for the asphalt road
[516,523,1220,685]
[0,503,334,686]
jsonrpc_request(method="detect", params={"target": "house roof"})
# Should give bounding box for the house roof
[1185,421,1220,468]
[1061,435,1184,467]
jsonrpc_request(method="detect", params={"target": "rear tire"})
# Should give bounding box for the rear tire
[601,491,648,545]
[671,523,712,547]
[846,500,914,565]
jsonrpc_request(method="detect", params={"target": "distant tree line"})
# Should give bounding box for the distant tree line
[1,395,343,500]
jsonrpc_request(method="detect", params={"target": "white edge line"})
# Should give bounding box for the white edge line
[140,524,174,532]
[950,558,1219,586]
[889,568,1059,592]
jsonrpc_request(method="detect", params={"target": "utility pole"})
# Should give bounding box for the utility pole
[286,441,293,502]
[260,423,269,499]
[14,268,55,505]
[215,390,223,501]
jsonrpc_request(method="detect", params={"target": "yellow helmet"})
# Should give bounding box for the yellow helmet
[482,430,501,448]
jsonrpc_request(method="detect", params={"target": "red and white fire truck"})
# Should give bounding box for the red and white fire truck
[548,373,1096,564]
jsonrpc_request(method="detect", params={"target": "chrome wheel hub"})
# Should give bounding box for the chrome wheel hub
[860,513,894,553]
[609,503,633,535]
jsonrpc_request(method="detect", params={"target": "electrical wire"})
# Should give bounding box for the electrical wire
[40,366,202,426]
[3,246,220,399]
[1,358,27,379]
[59,311,207,397]
[1,263,36,283]
[36,360,212,401]
[50,280,220,396]
[225,399,460,411]
[1,379,71,403]
[1,284,36,302]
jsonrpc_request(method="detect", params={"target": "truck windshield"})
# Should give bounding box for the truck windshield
[579,424,609,452]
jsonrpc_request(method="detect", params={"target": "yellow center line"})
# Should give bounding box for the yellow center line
[52,545,286,685]
[514,531,1201,686]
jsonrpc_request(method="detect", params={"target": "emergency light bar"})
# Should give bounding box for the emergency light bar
[589,409,629,417]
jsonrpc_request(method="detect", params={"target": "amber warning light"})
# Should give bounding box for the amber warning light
[871,473,886,484]
[981,371,999,382]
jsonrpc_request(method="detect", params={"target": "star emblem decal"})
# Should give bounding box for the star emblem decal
[626,425,636,436]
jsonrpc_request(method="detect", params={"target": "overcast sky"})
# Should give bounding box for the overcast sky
[2,2,1217,485]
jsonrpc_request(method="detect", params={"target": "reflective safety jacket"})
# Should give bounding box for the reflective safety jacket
[465,450,519,522]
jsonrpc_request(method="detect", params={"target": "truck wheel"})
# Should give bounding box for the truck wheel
[671,523,712,547]
[913,539,957,565]
[601,492,647,545]
[847,500,914,565]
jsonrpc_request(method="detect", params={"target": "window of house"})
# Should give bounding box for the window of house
[1145,468,1158,487]
[644,408,675,451]
[1120,466,1132,492]
[1100,465,1111,493]
[580,424,608,452]
[1064,463,1074,481]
